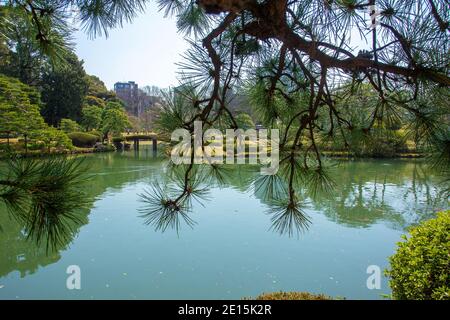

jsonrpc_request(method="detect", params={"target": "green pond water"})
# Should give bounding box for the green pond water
[0,148,448,299]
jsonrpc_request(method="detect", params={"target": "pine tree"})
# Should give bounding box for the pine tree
[0,0,448,235]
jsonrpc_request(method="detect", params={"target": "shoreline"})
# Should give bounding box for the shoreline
[0,147,110,159]
[0,147,426,160]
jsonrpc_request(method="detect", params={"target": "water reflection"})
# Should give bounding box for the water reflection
[0,211,61,278]
[0,151,163,278]
[311,161,447,230]
[0,150,448,279]
[139,157,448,235]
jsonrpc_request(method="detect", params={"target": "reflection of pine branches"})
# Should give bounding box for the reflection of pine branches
[0,156,90,251]
[138,182,196,233]
[305,166,336,200]
[204,164,233,187]
[253,174,288,203]
[267,200,311,237]
[279,153,336,199]
[138,164,211,233]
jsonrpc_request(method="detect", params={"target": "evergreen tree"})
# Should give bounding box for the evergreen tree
[101,101,131,138]
[0,74,46,146]
[82,105,103,131]
[60,118,81,133]
[40,53,89,126]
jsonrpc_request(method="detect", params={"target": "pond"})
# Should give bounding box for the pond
[0,148,448,299]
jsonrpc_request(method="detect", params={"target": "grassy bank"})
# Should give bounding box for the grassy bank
[0,145,115,159]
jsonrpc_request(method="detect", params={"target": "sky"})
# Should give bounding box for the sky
[74,2,372,91]
[75,1,188,90]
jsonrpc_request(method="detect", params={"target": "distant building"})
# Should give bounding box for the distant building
[114,81,152,117]
[114,81,138,100]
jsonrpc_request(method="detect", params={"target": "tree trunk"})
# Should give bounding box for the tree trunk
[24,134,28,155]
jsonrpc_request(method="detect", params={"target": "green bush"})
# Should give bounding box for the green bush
[112,136,124,143]
[370,130,408,157]
[0,143,13,152]
[235,113,255,130]
[28,141,45,151]
[250,291,332,300]
[60,118,81,133]
[93,142,116,152]
[386,211,450,300]
[89,130,103,140]
[37,127,73,152]
[68,132,99,148]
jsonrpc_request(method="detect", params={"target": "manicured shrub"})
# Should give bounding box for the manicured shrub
[93,142,116,152]
[112,136,124,143]
[89,130,103,140]
[386,211,450,300]
[251,291,332,300]
[28,141,46,151]
[0,143,13,152]
[112,137,125,150]
[60,118,81,133]
[68,132,99,148]
[35,127,73,152]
